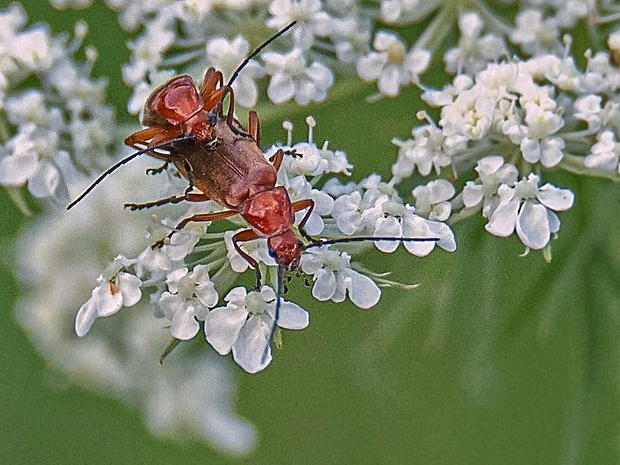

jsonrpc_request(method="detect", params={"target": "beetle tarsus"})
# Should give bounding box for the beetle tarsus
[152,237,168,249]
[146,162,169,175]
[124,195,183,210]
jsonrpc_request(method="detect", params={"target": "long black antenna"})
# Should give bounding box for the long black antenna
[261,264,284,365]
[303,236,440,249]
[66,137,191,210]
[226,21,296,91]
[216,21,296,115]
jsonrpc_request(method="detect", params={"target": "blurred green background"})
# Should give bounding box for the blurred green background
[2,1,620,463]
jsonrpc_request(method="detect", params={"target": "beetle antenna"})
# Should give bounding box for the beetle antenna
[225,21,296,91]
[261,264,284,366]
[302,236,440,250]
[217,21,296,113]
[67,137,192,210]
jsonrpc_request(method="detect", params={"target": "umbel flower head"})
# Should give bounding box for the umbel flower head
[72,115,452,374]
[5,0,620,457]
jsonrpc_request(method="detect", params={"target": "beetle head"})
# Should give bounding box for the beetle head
[268,229,303,270]
[142,75,204,127]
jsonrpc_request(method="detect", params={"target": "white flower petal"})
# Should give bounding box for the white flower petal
[401,214,436,256]
[306,61,334,89]
[344,270,380,309]
[196,281,218,308]
[356,52,386,81]
[537,184,574,211]
[170,306,200,340]
[117,272,142,306]
[462,182,484,207]
[426,220,457,252]
[276,301,309,330]
[373,216,402,252]
[485,198,519,237]
[0,152,38,185]
[232,315,272,373]
[205,305,248,355]
[540,138,564,167]
[520,138,541,164]
[28,161,61,198]
[267,72,295,104]
[75,296,98,337]
[516,201,550,249]
[312,269,336,301]
[547,209,561,234]
[95,281,123,317]
[378,65,402,97]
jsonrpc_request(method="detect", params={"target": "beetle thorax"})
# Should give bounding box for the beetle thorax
[184,111,214,140]
[268,229,303,269]
[240,186,295,237]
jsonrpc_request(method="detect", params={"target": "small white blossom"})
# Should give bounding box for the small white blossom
[263,47,334,105]
[573,94,602,130]
[392,124,465,179]
[224,230,276,274]
[485,174,574,250]
[444,11,507,75]
[75,257,143,337]
[411,179,455,221]
[205,35,263,107]
[584,130,620,172]
[380,0,425,24]
[331,185,390,235]
[283,175,334,235]
[122,23,175,85]
[161,221,207,262]
[373,203,456,255]
[462,156,519,218]
[157,265,218,340]
[356,30,430,97]
[266,0,332,49]
[510,9,561,54]
[281,140,352,177]
[508,102,566,168]
[330,14,372,63]
[205,286,309,373]
[301,247,381,309]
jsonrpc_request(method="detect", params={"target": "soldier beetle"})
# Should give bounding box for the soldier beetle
[68,22,437,362]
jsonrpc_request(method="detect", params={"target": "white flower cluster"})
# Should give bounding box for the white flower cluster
[109,0,369,111]
[74,118,454,374]
[15,161,257,456]
[389,31,620,254]
[0,5,114,207]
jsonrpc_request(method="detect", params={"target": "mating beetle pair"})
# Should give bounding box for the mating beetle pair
[68,22,436,359]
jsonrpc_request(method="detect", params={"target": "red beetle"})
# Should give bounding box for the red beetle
[69,22,311,285]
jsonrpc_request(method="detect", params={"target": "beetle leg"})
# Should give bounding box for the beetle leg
[269,149,285,171]
[126,126,184,156]
[225,87,236,126]
[149,126,184,147]
[153,209,238,248]
[145,161,170,175]
[200,67,223,97]
[292,199,316,243]
[125,191,210,211]
[232,229,263,288]
[248,110,260,145]
[124,126,163,150]
[269,148,301,172]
